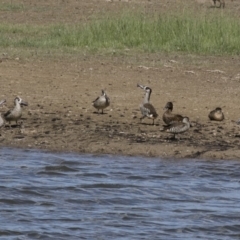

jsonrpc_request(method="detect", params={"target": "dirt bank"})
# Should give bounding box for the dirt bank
[1,53,240,159]
[1,0,240,159]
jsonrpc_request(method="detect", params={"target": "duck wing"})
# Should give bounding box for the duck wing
[4,109,12,118]
[105,95,110,105]
[92,96,100,104]
[142,103,158,118]
[163,111,184,125]
[165,122,189,134]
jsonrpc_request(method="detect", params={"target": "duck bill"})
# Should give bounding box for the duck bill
[163,104,169,110]
[0,99,6,106]
[137,83,145,89]
[20,101,28,106]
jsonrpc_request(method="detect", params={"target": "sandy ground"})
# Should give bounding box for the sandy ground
[1,0,240,159]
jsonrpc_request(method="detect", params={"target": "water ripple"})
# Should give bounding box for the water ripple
[0,148,240,239]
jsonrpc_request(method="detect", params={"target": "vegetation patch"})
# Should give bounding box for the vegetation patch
[0,10,240,55]
[0,3,24,11]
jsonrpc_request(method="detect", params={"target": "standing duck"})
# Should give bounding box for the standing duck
[92,90,110,114]
[4,96,28,127]
[213,0,225,8]
[208,107,224,121]
[162,102,184,126]
[0,99,6,128]
[137,83,158,125]
[163,117,190,139]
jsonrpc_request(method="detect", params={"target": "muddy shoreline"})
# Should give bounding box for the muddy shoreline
[1,0,240,159]
[1,54,240,160]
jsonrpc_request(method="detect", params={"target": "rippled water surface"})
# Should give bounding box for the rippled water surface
[1,148,240,239]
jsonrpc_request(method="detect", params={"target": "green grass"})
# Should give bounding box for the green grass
[0,10,240,55]
[0,3,24,11]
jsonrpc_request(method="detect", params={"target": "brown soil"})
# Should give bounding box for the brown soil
[1,0,240,159]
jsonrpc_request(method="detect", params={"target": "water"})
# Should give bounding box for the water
[0,148,240,240]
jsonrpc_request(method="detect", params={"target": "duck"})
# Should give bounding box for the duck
[137,83,158,125]
[0,99,6,128]
[208,107,224,121]
[162,117,190,139]
[92,90,110,114]
[213,0,225,8]
[162,102,184,126]
[4,96,28,127]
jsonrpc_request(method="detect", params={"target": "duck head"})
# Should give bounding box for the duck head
[15,96,28,106]
[137,83,152,94]
[164,102,173,111]
[0,99,6,106]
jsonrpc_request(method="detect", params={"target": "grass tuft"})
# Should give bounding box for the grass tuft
[0,3,24,11]
[0,10,240,55]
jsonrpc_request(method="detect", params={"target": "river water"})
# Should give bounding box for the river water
[0,148,240,239]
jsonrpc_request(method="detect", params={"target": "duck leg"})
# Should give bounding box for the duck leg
[140,116,146,124]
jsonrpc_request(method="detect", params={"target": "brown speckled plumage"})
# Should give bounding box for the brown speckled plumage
[208,107,224,121]
[162,102,184,126]
[163,117,190,139]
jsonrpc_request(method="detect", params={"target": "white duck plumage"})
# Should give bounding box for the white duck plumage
[4,96,28,126]
[92,90,110,114]
[0,99,6,128]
